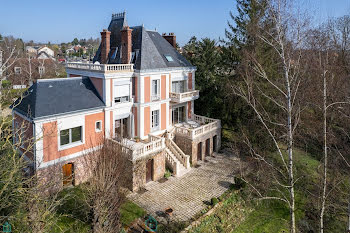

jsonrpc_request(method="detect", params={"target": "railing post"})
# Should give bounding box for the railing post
[186,156,190,169]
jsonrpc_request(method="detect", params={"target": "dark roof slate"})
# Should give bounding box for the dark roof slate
[93,14,193,70]
[12,77,105,119]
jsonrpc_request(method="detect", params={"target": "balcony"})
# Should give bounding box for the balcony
[173,114,221,140]
[170,90,199,103]
[66,62,134,73]
[108,135,165,161]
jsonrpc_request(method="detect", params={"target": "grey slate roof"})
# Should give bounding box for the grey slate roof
[93,14,193,70]
[12,77,105,119]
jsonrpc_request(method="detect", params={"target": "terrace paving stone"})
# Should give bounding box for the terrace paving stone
[127,153,240,222]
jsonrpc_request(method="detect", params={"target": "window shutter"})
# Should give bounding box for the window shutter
[114,85,130,97]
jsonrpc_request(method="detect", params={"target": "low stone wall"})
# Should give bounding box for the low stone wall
[174,128,221,166]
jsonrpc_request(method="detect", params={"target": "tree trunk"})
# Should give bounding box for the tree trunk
[348,188,350,232]
[285,68,296,233]
[320,71,327,233]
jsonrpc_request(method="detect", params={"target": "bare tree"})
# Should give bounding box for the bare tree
[230,1,308,232]
[83,138,130,233]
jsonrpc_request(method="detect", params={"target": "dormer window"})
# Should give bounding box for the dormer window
[164,55,173,62]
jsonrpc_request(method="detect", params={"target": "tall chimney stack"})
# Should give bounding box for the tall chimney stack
[100,29,111,64]
[121,26,132,64]
[162,33,176,48]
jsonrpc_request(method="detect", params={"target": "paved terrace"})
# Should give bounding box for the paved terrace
[127,153,239,222]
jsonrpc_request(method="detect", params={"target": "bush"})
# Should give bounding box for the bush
[164,168,172,179]
[231,177,246,190]
[211,197,219,206]
[2,80,11,89]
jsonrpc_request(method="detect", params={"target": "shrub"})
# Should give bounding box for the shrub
[211,197,219,206]
[164,168,172,179]
[231,177,246,190]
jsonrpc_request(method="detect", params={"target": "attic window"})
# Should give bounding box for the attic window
[164,55,174,62]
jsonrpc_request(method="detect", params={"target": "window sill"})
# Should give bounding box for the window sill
[58,141,83,151]
[151,126,160,133]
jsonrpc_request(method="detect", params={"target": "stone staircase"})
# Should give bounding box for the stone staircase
[164,138,191,177]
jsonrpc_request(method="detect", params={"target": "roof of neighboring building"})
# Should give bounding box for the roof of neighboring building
[93,13,193,70]
[12,77,105,119]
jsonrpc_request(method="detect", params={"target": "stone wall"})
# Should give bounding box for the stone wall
[152,151,165,180]
[131,150,165,192]
[36,154,90,193]
[174,128,221,166]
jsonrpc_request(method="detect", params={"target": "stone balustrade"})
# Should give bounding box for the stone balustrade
[174,114,221,140]
[66,62,134,73]
[165,148,179,175]
[166,138,190,169]
[109,136,165,161]
[170,90,199,103]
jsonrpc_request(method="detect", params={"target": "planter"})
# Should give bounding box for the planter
[165,207,173,216]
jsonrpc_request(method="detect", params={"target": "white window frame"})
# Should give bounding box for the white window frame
[95,120,102,132]
[151,109,160,132]
[114,84,131,104]
[58,126,84,150]
[172,80,186,93]
[38,66,45,75]
[14,67,21,74]
[151,79,160,101]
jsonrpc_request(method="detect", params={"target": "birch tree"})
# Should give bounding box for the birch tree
[230,1,308,232]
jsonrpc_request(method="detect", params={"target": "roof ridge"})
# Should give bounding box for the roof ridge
[37,77,82,82]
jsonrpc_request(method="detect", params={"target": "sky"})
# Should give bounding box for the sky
[0,0,350,46]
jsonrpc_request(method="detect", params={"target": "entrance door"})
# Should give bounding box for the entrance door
[197,142,202,161]
[205,138,210,157]
[213,135,217,152]
[146,159,153,183]
[62,163,74,186]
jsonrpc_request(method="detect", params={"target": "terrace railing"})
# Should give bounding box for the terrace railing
[174,114,221,140]
[66,62,134,73]
[170,90,199,103]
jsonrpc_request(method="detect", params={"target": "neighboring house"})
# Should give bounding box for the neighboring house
[37,46,55,58]
[25,46,55,60]
[7,58,58,88]
[66,45,87,55]
[65,47,75,54]
[12,12,221,191]
[26,46,40,55]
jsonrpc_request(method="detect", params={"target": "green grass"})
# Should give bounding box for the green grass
[190,146,322,233]
[120,200,147,226]
[51,215,90,233]
[233,200,289,233]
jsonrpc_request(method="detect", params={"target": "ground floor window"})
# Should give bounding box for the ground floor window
[172,106,185,125]
[60,126,82,146]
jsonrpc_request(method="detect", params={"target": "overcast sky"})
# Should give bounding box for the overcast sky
[1,0,350,46]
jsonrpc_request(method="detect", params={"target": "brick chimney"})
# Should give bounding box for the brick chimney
[162,33,176,48]
[121,26,133,64]
[100,29,111,64]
